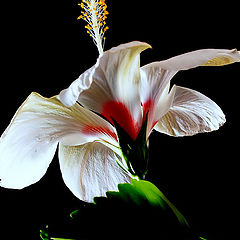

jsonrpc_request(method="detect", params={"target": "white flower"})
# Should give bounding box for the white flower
[61,41,240,138]
[1,41,239,202]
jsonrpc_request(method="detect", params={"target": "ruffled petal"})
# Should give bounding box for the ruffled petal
[60,41,151,140]
[141,48,240,107]
[0,92,117,189]
[60,64,98,108]
[140,65,177,135]
[0,93,58,189]
[141,48,239,134]
[157,48,240,71]
[58,142,131,202]
[154,86,226,136]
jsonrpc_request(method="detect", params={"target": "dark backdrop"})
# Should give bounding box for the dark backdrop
[1,1,239,239]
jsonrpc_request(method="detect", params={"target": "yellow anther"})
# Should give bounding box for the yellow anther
[78,0,109,55]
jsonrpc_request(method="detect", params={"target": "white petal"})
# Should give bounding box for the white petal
[33,92,117,146]
[60,41,151,140]
[140,66,176,104]
[0,92,117,189]
[0,94,58,189]
[58,142,131,202]
[157,48,240,71]
[154,86,226,136]
[60,63,98,108]
[80,41,151,114]
[140,48,239,134]
[140,65,177,135]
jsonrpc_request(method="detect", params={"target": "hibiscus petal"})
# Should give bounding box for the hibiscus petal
[91,41,150,139]
[60,63,98,108]
[60,41,151,140]
[140,48,239,134]
[140,65,177,135]
[141,48,240,104]
[154,86,226,136]
[58,142,131,202]
[0,92,117,189]
[0,94,58,189]
[158,48,240,71]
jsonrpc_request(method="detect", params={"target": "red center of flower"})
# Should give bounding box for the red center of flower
[101,101,140,140]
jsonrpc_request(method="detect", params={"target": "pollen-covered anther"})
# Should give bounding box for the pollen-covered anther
[78,0,109,55]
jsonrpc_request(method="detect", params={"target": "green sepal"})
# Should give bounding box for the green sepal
[112,113,149,179]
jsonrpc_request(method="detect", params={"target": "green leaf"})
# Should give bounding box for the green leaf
[43,180,191,240]
[94,179,189,226]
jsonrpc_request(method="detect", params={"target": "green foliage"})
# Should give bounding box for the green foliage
[43,180,198,239]
[94,179,189,226]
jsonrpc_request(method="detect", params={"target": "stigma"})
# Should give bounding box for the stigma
[78,0,109,55]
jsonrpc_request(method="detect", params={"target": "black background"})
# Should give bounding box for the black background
[1,1,239,239]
